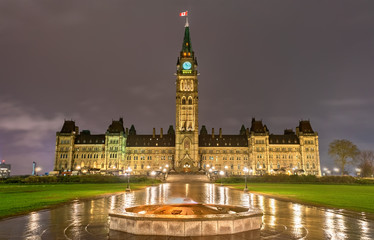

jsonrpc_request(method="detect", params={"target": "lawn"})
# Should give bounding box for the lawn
[0,183,150,219]
[226,183,374,213]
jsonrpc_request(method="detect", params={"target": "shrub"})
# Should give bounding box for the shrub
[218,174,374,185]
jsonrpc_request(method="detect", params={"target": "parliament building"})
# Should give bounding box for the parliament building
[54,20,321,176]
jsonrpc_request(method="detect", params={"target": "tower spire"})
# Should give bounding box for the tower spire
[181,19,193,56]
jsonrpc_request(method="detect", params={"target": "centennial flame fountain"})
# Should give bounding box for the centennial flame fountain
[109,201,262,236]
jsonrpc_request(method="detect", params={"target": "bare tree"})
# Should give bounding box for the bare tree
[328,139,360,175]
[357,151,374,177]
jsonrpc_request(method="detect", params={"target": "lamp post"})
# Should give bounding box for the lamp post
[208,168,213,180]
[35,167,42,176]
[333,168,340,175]
[323,167,328,176]
[219,171,224,185]
[356,168,361,177]
[126,167,132,192]
[243,167,249,192]
[151,171,156,184]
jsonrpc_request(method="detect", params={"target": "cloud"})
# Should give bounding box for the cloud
[0,99,63,148]
[322,98,373,107]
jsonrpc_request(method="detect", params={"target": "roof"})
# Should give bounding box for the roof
[126,135,175,147]
[269,134,300,144]
[299,121,314,134]
[182,25,192,53]
[75,134,105,144]
[250,118,268,134]
[107,118,124,133]
[60,121,76,133]
[199,135,248,147]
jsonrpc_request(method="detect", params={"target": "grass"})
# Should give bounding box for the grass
[225,183,374,213]
[0,183,151,219]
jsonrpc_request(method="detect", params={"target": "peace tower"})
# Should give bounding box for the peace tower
[174,19,199,172]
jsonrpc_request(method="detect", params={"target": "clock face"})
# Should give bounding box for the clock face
[182,61,192,70]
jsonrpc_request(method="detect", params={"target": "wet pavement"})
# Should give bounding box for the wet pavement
[0,182,373,239]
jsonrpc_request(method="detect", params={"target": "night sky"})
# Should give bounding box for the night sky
[1,1,374,175]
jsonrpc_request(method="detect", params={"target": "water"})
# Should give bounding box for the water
[0,183,373,239]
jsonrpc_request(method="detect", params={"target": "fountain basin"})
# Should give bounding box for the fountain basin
[109,203,262,236]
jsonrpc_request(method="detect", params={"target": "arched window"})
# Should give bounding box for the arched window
[182,98,186,104]
[277,161,280,169]
[306,162,310,169]
[257,161,260,169]
[188,98,192,105]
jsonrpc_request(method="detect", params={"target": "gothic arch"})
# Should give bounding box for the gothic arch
[188,96,193,105]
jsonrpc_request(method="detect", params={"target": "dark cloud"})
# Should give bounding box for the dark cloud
[1,0,374,174]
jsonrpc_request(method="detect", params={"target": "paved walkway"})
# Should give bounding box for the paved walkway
[165,174,210,183]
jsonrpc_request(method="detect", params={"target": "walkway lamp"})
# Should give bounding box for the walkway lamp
[219,171,224,185]
[356,168,361,177]
[126,167,132,192]
[243,167,249,192]
[151,171,156,184]
[333,168,340,175]
[35,167,42,176]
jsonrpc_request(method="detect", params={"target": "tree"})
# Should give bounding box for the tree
[328,139,360,175]
[357,151,374,177]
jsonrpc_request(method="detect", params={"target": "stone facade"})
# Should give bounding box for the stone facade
[54,21,321,176]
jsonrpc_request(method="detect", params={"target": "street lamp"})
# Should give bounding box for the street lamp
[243,167,249,192]
[333,168,340,175]
[356,168,361,177]
[219,171,224,185]
[35,167,42,176]
[126,167,132,192]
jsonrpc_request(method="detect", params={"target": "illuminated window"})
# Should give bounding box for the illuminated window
[183,52,186,56]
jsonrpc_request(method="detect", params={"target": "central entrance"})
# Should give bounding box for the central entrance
[183,163,191,172]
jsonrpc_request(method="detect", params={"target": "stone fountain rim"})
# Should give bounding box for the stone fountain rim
[109,203,262,221]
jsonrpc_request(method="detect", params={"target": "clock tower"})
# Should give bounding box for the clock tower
[175,19,199,172]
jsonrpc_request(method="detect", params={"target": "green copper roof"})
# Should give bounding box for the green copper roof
[182,26,192,53]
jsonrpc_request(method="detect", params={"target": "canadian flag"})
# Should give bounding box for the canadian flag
[180,11,188,17]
